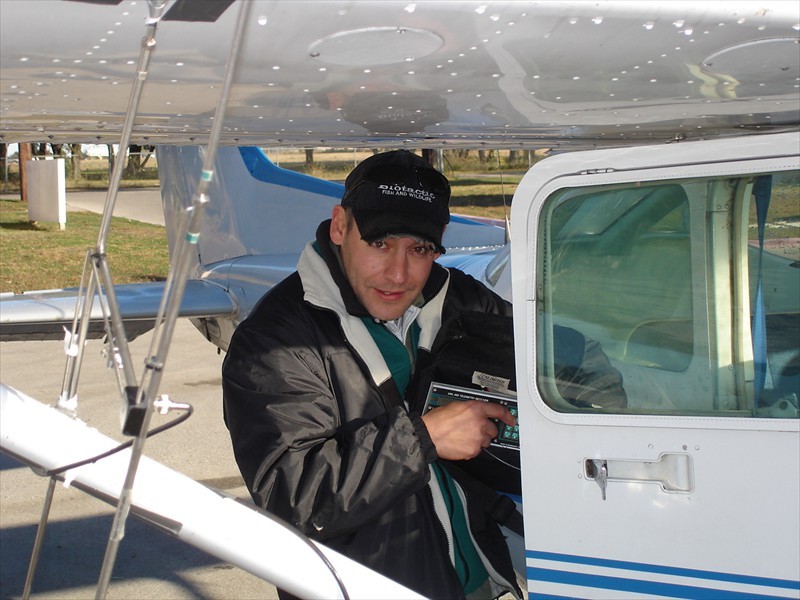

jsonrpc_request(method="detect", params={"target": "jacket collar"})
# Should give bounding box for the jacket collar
[314,219,449,318]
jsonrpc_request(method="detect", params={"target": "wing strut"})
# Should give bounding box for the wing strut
[20,2,253,599]
[95,2,252,597]
[23,1,171,597]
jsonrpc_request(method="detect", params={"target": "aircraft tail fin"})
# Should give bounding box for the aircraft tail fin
[157,146,344,268]
[157,146,507,270]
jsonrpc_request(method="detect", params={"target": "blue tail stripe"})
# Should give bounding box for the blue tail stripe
[238,147,343,197]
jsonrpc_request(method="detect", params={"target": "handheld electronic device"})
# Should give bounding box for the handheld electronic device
[423,382,519,450]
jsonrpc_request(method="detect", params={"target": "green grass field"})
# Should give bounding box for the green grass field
[0,199,169,293]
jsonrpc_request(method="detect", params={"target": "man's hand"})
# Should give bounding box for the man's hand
[421,400,516,460]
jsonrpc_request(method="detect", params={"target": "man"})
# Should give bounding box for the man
[222,150,522,599]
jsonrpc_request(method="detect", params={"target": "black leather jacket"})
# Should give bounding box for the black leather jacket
[223,222,520,599]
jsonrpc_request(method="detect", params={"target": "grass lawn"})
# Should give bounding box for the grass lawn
[0,198,169,293]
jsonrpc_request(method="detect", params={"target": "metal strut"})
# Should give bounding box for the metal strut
[94,1,251,598]
[20,1,252,598]
[24,1,169,597]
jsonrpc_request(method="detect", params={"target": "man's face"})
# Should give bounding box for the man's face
[330,206,440,321]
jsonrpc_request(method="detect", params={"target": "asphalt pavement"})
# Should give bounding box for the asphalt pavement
[0,189,280,599]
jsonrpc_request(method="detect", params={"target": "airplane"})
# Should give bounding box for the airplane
[1,0,799,598]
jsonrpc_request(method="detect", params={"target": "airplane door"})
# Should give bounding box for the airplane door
[510,132,800,599]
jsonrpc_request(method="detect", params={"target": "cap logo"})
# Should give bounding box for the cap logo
[377,183,436,203]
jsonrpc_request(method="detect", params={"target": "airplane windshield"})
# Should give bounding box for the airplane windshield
[536,170,800,418]
[549,187,656,238]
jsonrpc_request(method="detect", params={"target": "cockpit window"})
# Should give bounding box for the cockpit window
[536,171,799,418]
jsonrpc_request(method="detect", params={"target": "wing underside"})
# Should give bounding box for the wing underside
[1,1,797,148]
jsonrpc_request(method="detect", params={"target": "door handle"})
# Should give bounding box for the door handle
[585,453,694,500]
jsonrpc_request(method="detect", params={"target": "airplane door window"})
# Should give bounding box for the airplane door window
[536,171,799,418]
[746,171,800,416]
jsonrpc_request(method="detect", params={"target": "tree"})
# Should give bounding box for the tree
[27,143,67,158]
[477,149,496,165]
[508,150,523,165]
[107,144,116,179]
[69,144,82,179]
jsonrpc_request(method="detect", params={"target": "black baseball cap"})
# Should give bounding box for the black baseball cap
[341,150,451,253]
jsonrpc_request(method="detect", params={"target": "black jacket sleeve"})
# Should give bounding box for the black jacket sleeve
[222,277,433,541]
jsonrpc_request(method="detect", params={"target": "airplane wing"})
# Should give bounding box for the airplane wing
[1,0,797,148]
[0,382,425,599]
[0,279,237,341]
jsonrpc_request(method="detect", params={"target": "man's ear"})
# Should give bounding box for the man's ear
[330,205,347,244]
